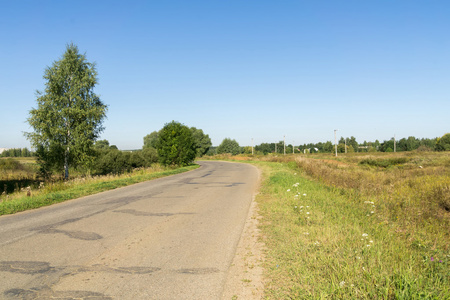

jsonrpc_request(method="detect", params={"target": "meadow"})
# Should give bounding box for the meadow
[245,151,449,299]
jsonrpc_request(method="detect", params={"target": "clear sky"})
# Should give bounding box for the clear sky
[1,1,449,149]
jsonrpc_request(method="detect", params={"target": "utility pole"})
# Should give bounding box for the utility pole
[334,130,338,157]
[252,138,254,155]
[283,135,286,155]
[275,143,277,153]
[293,141,295,154]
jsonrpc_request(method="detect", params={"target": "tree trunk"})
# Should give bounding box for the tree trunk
[64,147,69,180]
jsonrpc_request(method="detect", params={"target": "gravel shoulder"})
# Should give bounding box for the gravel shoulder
[222,168,265,300]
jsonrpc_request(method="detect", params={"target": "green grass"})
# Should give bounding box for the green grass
[0,164,198,215]
[250,160,449,299]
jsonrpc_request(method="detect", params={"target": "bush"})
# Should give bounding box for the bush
[216,138,241,155]
[359,157,410,168]
[435,133,450,151]
[156,121,196,166]
[142,147,158,164]
[95,149,129,175]
[0,158,24,171]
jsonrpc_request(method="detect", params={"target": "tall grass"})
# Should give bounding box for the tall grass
[221,152,449,298]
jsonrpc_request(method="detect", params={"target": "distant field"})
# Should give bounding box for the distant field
[214,151,450,298]
[0,157,38,195]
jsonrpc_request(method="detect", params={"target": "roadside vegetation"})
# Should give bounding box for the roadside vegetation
[0,161,198,215]
[210,151,450,299]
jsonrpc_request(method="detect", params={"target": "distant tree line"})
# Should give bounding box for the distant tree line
[210,134,450,156]
[1,148,34,157]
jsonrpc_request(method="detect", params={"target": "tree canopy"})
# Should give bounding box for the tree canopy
[190,127,212,157]
[143,130,160,149]
[216,138,241,155]
[435,133,450,151]
[25,44,107,179]
[156,121,196,166]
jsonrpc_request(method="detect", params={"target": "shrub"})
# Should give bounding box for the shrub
[95,149,129,175]
[142,147,159,164]
[216,138,241,155]
[156,121,196,166]
[359,157,410,168]
[435,133,450,151]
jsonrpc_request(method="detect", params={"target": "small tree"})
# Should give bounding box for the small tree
[156,121,196,166]
[190,127,212,157]
[217,138,241,155]
[143,130,160,149]
[435,133,450,151]
[25,44,107,179]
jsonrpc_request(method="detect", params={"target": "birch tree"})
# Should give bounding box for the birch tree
[26,44,107,180]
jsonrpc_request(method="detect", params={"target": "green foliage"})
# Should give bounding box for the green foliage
[190,127,212,157]
[95,149,130,175]
[0,148,34,157]
[143,131,160,149]
[94,139,110,150]
[398,136,420,151]
[359,157,410,168]
[255,143,274,155]
[156,121,196,166]
[435,133,450,151]
[25,44,107,180]
[216,138,241,155]
[142,147,158,164]
[0,159,26,171]
[323,141,333,153]
[94,148,158,175]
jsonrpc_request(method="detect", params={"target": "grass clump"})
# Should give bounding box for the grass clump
[359,157,410,168]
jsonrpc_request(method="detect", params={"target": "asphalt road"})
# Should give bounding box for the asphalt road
[0,161,259,300]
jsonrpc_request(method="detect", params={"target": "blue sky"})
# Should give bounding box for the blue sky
[1,1,449,149]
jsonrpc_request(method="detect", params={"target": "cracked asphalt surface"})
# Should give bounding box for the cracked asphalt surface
[0,161,259,299]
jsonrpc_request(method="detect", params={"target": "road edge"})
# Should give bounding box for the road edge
[221,165,265,300]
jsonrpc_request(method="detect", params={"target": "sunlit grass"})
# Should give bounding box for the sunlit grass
[252,159,449,298]
[211,151,449,299]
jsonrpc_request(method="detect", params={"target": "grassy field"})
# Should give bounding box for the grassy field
[0,159,198,215]
[221,151,449,299]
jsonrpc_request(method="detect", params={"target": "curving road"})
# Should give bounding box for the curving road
[0,161,259,299]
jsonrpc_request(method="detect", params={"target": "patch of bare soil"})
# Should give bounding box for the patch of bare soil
[222,197,265,299]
